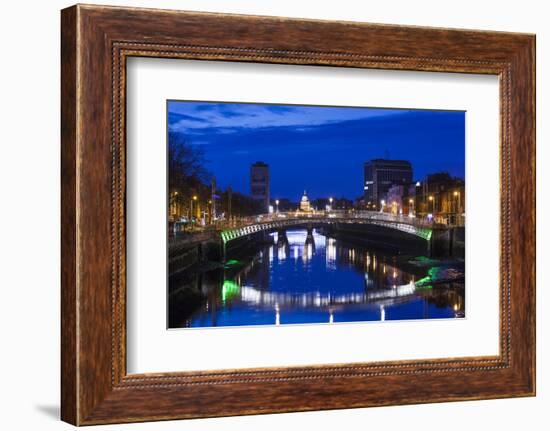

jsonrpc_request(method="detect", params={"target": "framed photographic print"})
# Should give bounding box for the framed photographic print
[61,4,535,425]
[165,100,466,330]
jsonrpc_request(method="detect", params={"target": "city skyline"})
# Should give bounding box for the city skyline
[168,100,465,201]
[168,100,466,329]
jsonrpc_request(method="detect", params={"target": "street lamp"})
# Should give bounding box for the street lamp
[190,195,198,226]
[329,197,333,212]
[275,199,280,213]
[380,199,386,213]
[428,195,434,215]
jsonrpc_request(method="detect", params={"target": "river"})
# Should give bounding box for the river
[168,229,465,328]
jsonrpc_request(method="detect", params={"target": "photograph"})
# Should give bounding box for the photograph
[167,100,466,329]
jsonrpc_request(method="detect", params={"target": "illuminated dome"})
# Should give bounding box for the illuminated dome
[300,191,312,212]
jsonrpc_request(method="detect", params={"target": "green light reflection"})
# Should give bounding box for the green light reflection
[221,280,240,303]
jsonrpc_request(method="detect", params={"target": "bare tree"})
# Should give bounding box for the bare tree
[168,132,211,219]
[168,131,210,190]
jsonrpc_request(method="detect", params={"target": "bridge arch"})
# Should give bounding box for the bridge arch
[220,215,433,245]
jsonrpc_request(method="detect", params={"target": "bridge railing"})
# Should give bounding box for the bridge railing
[172,209,450,237]
[351,210,438,228]
[220,210,438,229]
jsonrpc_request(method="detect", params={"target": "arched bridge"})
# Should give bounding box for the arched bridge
[220,211,434,245]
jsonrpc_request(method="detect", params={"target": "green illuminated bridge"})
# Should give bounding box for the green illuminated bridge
[221,211,434,245]
[169,212,463,273]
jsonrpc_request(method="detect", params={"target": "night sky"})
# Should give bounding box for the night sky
[167,100,465,201]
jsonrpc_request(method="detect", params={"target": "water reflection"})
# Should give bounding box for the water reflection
[168,229,465,328]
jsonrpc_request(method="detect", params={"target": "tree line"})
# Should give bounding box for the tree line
[169,132,263,219]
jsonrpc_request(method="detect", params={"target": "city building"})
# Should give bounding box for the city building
[250,161,270,211]
[299,191,313,212]
[384,183,418,215]
[407,183,419,216]
[385,184,406,215]
[272,198,294,212]
[416,172,465,224]
[364,159,413,209]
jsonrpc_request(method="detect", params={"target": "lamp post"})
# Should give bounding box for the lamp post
[329,197,333,212]
[171,191,179,234]
[380,199,386,213]
[275,199,279,214]
[190,195,197,229]
[428,195,434,216]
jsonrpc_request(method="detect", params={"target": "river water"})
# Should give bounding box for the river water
[169,229,465,328]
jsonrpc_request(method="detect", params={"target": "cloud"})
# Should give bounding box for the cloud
[168,101,404,133]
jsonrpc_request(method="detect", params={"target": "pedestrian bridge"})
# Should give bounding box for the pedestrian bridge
[220,211,434,245]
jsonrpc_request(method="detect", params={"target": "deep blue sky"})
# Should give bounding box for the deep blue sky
[167,101,465,201]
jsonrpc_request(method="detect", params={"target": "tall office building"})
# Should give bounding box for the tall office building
[364,159,413,207]
[250,161,270,211]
